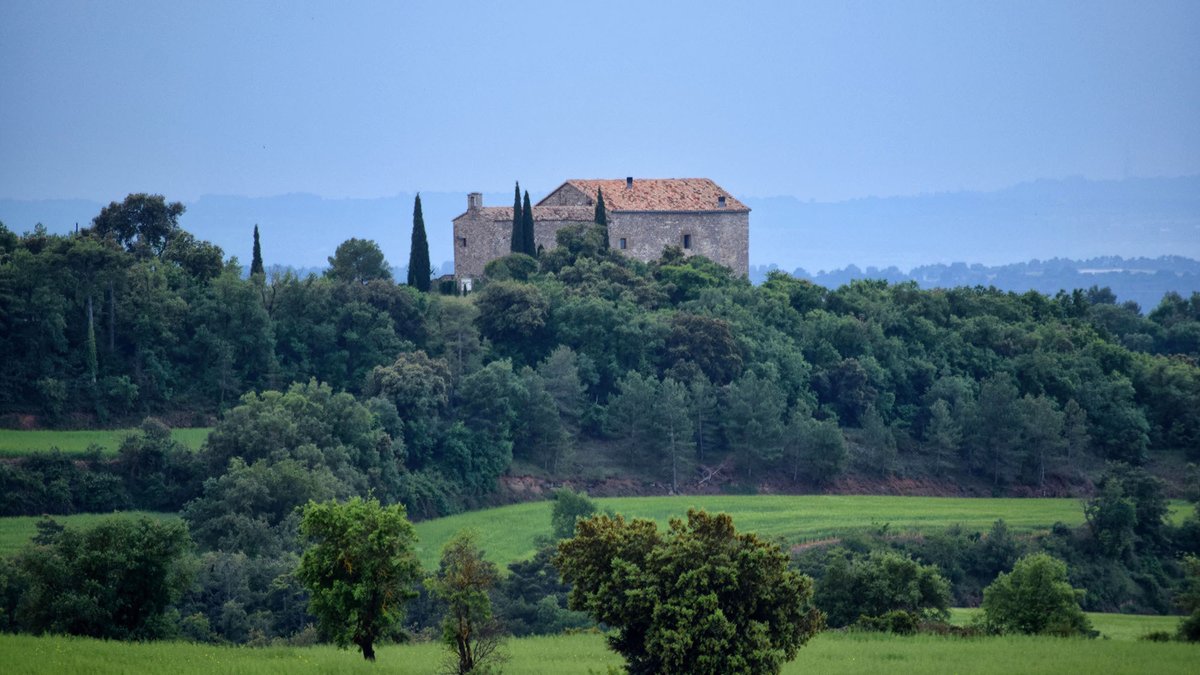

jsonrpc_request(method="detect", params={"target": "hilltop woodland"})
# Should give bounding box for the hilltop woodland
[1,194,1200,652]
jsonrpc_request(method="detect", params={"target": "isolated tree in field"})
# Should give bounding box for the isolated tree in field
[296,497,421,661]
[326,238,392,284]
[510,182,522,254]
[407,194,431,291]
[981,553,1091,636]
[91,193,184,257]
[427,530,506,674]
[250,225,264,276]
[556,510,823,674]
[521,190,536,256]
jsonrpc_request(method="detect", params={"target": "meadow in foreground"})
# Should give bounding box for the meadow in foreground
[2,626,1195,675]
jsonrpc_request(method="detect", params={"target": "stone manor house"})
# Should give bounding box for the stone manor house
[452,177,749,286]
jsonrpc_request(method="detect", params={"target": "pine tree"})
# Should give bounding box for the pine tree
[521,190,535,256]
[407,194,431,291]
[510,182,523,254]
[250,225,264,276]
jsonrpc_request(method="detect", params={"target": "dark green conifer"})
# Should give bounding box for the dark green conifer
[594,187,609,249]
[250,225,264,276]
[521,190,536,256]
[407,194,431,291]
[510,182,523,253]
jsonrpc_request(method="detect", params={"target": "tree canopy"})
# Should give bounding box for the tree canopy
[556,510,822,674]
[296,497,421,661]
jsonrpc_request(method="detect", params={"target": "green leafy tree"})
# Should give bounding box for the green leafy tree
[664,314,744,385]
[407,194,431,291]
[981,553,1091,636]
[296,497,421,661]
[814,550,950,629]
[556,510,823,675]
[510,182,522,254]
[1084,480,1137,559]
[473,280,550,365]
[326,238,392,284]
[14,516,192,639]
[550,487,600,540]
[90,193,184,257]
[426,530,506,675]
[250,225,264,276]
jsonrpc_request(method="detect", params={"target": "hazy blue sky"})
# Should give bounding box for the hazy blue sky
[2,1,1197,202]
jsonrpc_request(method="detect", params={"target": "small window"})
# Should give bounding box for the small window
[458,237,467,247]
[683,234,692,249]
[618,238,627,250]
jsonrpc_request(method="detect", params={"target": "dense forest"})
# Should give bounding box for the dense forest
[3,193,1200,648]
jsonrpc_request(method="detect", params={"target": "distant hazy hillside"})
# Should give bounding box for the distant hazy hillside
[751,256,1200,312]
[2,176,1197,277]
[747,175,1200,271]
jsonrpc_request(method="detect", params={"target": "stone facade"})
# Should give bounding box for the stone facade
[452,178,749,282]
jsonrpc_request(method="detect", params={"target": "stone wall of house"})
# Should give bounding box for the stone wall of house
[608,210,749,277]
[453,209,591,279]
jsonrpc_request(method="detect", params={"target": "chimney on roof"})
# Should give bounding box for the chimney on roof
[626,176,633,189]
[467,192,482,211]
[718,195,727,208]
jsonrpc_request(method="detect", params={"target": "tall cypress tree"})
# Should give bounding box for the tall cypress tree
[407,193,431,291]
[510,182,523,254]
[594,187,609,249]
[250,225,264,276]
[521,191,536,256]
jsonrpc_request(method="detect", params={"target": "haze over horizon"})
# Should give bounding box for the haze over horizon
[2,1,1198,204]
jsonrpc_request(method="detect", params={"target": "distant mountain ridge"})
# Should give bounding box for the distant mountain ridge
[1,175,1197,278]
[750,255,1200,312]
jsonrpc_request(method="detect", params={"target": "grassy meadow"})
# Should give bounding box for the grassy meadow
[0,427,210,457]
[412,494,1192,570]
[0,495,1188,569]
[948,608,1182,641]
[2,626,1196,675]
[0,511,179,557]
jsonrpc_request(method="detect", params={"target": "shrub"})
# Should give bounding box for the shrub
[981,553,1092,636]
[815,550,951,628]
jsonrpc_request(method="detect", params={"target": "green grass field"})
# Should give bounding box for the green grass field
[412,495,1193,570]
[1,627,1195,675]
[949,608,1181,641]
[0,496,1188,570]
[0,427,210,457]
[0,511,179,557]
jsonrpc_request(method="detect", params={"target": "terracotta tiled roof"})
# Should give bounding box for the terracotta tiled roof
[453,205,593,222]
[551,178,748,212]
